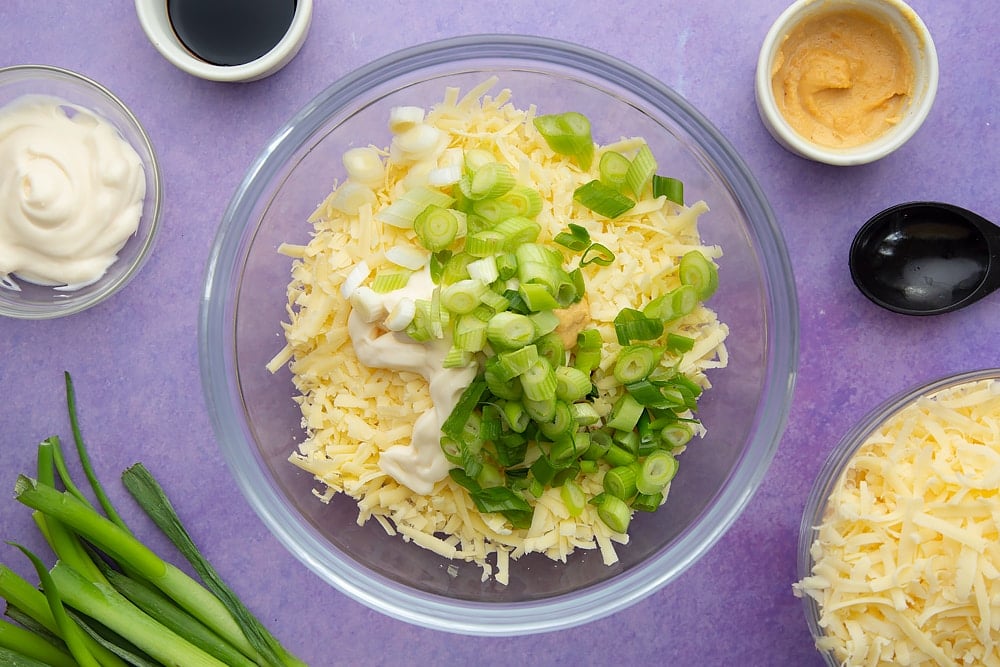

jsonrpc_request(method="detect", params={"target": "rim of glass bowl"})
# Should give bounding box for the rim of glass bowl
[797,368,1000,664]
[200,34,799,635]
[0,64,163,319]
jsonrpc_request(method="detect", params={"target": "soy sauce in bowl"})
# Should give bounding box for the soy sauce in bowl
[168,0,297,66]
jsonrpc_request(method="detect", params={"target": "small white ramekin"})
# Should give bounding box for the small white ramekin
[755,0,938,166]
[133,0,313,83]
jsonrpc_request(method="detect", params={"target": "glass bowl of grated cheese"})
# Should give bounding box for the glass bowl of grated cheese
[796,368,1000,665]
[200,35,798,635]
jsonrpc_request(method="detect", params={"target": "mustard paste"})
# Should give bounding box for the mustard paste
[771,8,915,148]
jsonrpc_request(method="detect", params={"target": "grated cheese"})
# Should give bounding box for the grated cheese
[272,81,729,582]
[795,378,1000,666]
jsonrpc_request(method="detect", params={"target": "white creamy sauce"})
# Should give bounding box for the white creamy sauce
[347,266,477,494]
[0,95,145,288]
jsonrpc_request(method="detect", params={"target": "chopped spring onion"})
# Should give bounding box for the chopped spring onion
[375,186,454,228]
[652,175,684,205]
[463,161,516,200]
[573,180,635,219]
[465,230,503,257]
[606,392,644,431]
[329,181,376,215]
[678,250,719,300]
[491,345,539,382]
[495,216,542,250]
[580,242,615,267]
[599,151,631,191]
[472,198,520,224]
[342,147,385,187]
[553,223,591,251]
[632,492,664,513]
[533,112,594,170]
[500,185,543,218]
[560,480,586,517]
[666,332,696,352]
[603,463,639,500]
[624,144,657,197]
[414,205,459,252]
[441,279,488,314]
[613,308,664,345]
[596,494,631,533]
[636,450,678,495]
[388,105,425,133]
[613,345,661,385]
[519,283,560,312]
[486,312,537,350]
[661,422,693,448]
[371,270,412,294]
[519,358,557,402]
[554,366,592,402]
[466,255,499,284]
[385,244,430,270]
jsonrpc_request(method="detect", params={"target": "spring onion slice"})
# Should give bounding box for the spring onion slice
[613,345,661,385]
[679,250,719,300]
[371,270,411,294]
[554,366,592,402]
[636,450,679,495]
[519,358,557,402]
[553,223,591,251]
[573,180,635,219]
[440,279,487,314]
[603,464,638,500]
[624,144,657,197]
[375,186,454,228]
[495,216,541,250]
[666,333,696,352]
[472,198,520,224]
[596,495,631,533]
[486,312,537,350]
[580,243,615,267]
[465,162,516,200]
[441,380,488,444]
[613,308,664,345]
[599,151,631,191]
[500,185,543,218]
[560,480,586,517]
[652,175,684,205]
[533,112,594,170]
[413,205,459,252]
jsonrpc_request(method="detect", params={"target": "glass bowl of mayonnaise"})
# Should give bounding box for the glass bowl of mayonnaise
[796,368,1000,665]
[0,65,162,319]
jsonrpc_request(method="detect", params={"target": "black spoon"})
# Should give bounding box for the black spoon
[849,202,1000,316]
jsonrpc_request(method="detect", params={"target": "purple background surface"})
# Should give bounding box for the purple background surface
[2,2,998,665]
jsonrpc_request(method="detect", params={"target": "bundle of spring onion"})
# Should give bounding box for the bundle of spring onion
[272,79,729,582]
[0,373,304,667]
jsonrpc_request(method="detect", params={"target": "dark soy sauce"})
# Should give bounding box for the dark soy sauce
[167,0,297,67]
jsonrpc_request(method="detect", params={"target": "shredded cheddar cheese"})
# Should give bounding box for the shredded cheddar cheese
[795,378,1000,666]
[270,80,729,582]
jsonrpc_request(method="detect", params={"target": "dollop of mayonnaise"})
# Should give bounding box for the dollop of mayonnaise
[347,267,478,495]
[0,95,146,288]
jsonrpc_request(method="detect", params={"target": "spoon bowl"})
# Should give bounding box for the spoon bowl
[849,202,1000,315]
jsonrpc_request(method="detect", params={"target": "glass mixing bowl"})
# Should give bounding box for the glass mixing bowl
[200,35,798,635]
[797,368,1000,664]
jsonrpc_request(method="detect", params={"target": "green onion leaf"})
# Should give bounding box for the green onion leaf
[580,243,615,267]
[573,180,635,219]
[652,175,684,205]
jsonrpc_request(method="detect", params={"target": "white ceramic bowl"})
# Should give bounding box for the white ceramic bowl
[755,0,938,166]
[0,65,162,320]
[133,0,313,82]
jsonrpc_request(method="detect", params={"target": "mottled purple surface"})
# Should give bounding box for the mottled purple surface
[2,1,998,665]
